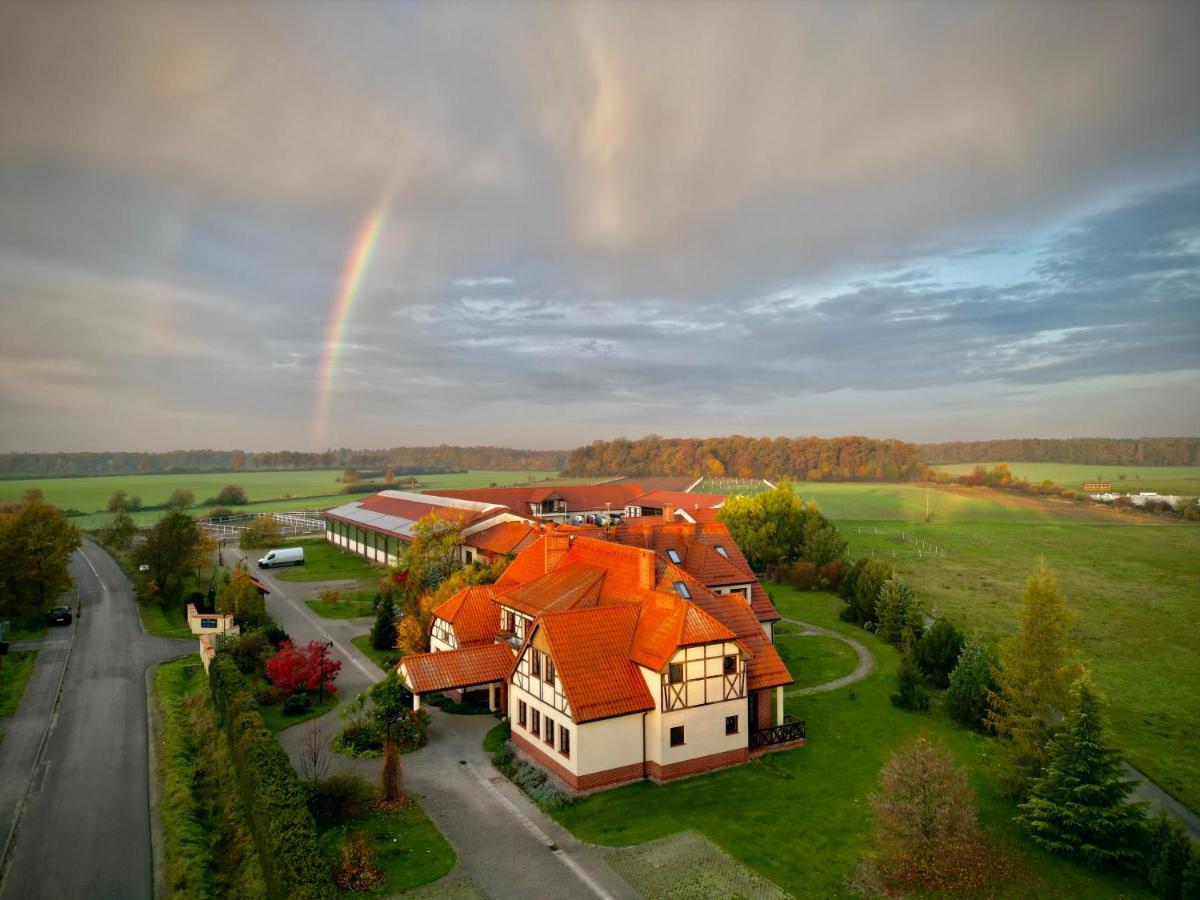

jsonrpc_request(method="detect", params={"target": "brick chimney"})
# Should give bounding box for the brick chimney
[638,548,656,589]
[662,503,675,522]
[544,523,570,572]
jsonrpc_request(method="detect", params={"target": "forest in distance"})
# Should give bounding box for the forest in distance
[3,435,1198,481]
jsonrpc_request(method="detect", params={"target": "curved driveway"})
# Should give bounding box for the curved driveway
[0,541,192,900]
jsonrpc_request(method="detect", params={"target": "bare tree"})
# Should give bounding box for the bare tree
[299,721,331,782]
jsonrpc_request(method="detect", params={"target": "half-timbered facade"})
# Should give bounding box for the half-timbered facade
[404,522,801,792]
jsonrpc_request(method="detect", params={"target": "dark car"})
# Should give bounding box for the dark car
[47,605,73,626]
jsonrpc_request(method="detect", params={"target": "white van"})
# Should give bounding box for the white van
[257,547,304,568]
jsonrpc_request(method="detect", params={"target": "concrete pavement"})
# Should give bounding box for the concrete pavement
[243,547,640,900]
[0,541,193,900]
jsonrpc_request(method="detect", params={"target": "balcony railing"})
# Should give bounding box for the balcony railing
[749,715,806,750]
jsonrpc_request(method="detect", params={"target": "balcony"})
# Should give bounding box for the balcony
[749,715,806,752]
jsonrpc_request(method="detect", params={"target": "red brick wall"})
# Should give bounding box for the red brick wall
[755,689,773,728]
[647,746,749,782]
[511,731,751,792]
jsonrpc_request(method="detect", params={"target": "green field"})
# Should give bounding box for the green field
[774,481,1200,811]
[272,539,383,584]
[2,469,574,531]
[934,461,1200,495]
[0,651,38,717]
[773,624,859,690]
[555,588,1151,898]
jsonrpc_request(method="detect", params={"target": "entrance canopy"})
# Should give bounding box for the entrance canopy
[399,643,515,696]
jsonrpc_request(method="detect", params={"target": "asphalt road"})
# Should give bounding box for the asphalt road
[0,541,191,900]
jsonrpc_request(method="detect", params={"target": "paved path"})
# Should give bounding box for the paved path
[779,617,875,697]
[0,540,193,900]
[246,551,639,900]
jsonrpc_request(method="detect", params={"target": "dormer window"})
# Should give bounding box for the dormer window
[673,581,691,599]
[714,545,729,559]
[666,549,682,564]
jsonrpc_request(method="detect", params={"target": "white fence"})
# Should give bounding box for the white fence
[850,524,947,560]
[197,510,327,540]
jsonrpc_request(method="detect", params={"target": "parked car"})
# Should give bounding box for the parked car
[257,546,304,568]
[47,605,73,626]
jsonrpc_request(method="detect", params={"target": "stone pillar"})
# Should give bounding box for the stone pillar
[488,683,497,712]
[412,693,421,712]
[776,686,784,725]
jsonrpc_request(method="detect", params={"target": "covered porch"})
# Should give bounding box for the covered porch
[399,643,516,713]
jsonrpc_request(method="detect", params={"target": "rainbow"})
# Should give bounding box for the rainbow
[313,201,389,445]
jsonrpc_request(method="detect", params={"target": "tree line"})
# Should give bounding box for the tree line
[562,435,928,480]
[919,437,1200,466]
[0,445,566,479]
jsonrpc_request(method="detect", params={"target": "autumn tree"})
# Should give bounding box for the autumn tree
[0,492,82,623]
[134,510,202,604]
[988,560,1082,798]
[266,640,341,695]
[165,489,193,510]
[718,481,839,572]
[1016,675,1145,867]
[945,636,997,730]
[238,515,283,549]
[107,489,130,512]
[394,554,506,656]
[217,563,267,628]
[870,737,1000,892]
[400,513,466,600]
[215,484,248,506]
[100,504,138,551]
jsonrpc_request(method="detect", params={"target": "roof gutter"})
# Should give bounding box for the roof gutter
[641,711,648,781]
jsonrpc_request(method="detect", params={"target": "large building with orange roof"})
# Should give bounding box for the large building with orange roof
[423,483,646,524]
[400,519,803,792]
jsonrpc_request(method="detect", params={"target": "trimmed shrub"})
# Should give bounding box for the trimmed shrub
[226,630,270,675]
[254,685,284,707]
[208,654,335,898]
[786,561,819,591]
[262,625,290,649]
[490,745,515,774]
[282,693,313,716]
[528,779,573,812]
[306,773,375,826]
[819,559,849,593]
[333,722,383,758]
[513,761,547,791]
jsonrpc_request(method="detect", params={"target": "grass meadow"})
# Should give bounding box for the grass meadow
[556,587,1153,898]
[4,468,569,530]
[933,461,1200,495]
[785,481,1200,812]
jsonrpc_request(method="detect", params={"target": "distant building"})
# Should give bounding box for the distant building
[1081,481,1112,492]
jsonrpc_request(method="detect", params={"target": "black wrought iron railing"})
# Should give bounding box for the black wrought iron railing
[749,715,806,750]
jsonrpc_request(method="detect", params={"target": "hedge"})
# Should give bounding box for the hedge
[209,654,335,899]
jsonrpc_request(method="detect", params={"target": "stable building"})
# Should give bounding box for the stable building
[423,483,646,524]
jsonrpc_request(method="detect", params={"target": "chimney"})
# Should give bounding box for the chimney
[638,548,656,589]
[662,503,675,522]
[544,522,570,572]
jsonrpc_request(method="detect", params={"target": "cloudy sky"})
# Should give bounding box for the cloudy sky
[1,1,1198,452]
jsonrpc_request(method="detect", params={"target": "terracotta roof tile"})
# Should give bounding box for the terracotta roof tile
[431,584,517,647]
[533,606,655,723]
[466,520,541,556]
[626,489,727,510]
[400,643,515,694]
[425,484,646,516]
[502,563,605,617]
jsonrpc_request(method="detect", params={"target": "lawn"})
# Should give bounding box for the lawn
[772,625,858,690]
[839,514,1200,811]
[352,635,399,674]
[272,539,384,584]
[305,590,376,619]
[933,461,1200,495]
[137,602,195,640]
[256,691,339,734]
[151,655,266,897]
[4,622,47,641]
[317,802,455,895]
[554,587,1152,899]
[0,651,39,717]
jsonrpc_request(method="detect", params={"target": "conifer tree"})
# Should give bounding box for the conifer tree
[890,649,930,711]
[945,636,997,730]
[914,616,965,688]
[988,560,1081,798]
[371,594,398,651]
[1017,675,1146,868]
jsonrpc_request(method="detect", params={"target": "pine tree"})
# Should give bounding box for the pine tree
[945,636,997,730]
[371,595,398,651]
[988,560,1081,798]
[914,616,965,688]
[890,650,930,711]
[1146,810,1196,900]
[1016,675,1146,868]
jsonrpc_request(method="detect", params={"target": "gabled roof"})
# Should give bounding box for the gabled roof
[501,563,606,617]
[400,643,516,694]
[630,592,738,671]
[466,520,541,556]
[431,583,518,647]
[528,605,655,723]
